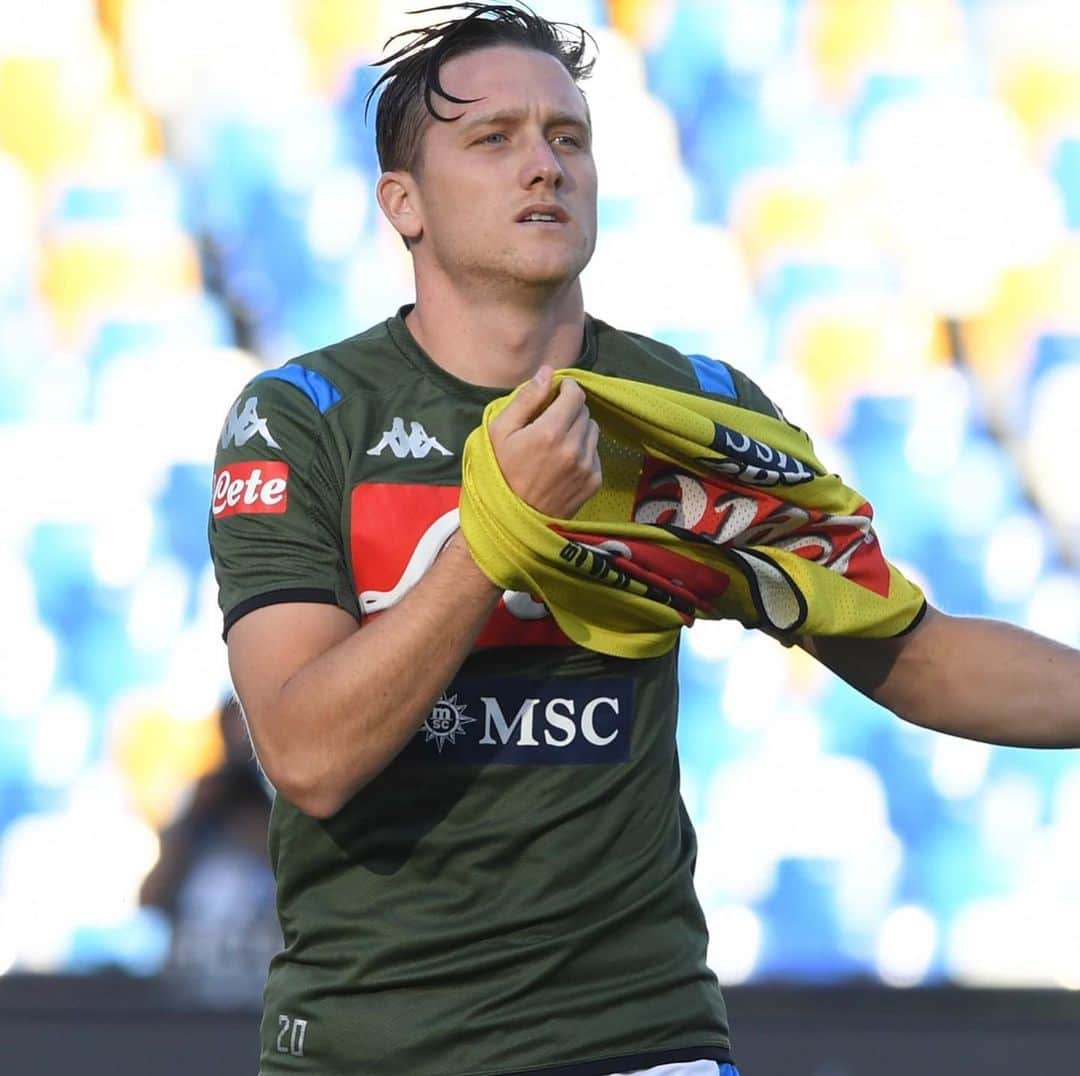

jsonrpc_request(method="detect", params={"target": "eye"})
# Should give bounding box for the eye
[552,133,584,149]
[477,132,507,145]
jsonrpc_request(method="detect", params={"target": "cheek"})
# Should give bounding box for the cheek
[423,172,501,237]
[441,204,496,247]
[586,167,600,205]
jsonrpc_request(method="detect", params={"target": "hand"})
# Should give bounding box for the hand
[488,366,602,518]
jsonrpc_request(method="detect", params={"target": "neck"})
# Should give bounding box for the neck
[405,275,587,389]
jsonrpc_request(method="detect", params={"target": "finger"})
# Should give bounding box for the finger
[562,401,593,454]
[492,365,556,433]
[531,377,589,437]
[582,416,600,466]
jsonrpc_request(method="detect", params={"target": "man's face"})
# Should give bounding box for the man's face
[404,45,598,293]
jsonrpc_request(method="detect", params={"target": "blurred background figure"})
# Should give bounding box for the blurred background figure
[0,0,1078,999]
[139,696,277,1008]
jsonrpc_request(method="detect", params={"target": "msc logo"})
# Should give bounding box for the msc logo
[411,678,634,765]
[421,693,475,753]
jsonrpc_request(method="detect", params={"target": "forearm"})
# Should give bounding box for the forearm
[811,609,1080,747]
[241,532,502,817]
[881,613,1080,746]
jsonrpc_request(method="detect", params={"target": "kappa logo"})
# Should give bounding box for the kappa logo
[367,417,452,459]
[220,396,280,450]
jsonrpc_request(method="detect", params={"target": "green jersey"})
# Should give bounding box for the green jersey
[209,309,778,1076]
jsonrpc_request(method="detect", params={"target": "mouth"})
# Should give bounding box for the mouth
[516,204,569,225]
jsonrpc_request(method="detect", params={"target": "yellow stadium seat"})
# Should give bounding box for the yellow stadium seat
[609,0,673,48]
[0,58,98,177]
[0,34,157,180]
[729,167,876,281]
[295,0,383,90]
[964,236,1080,400]
[782,294,940,429]
[806,0,965,103]
[998,57,1080,150]
[112,705,225,828]
[40,225,201,339]
[731,175,835,275]
[96,0,131,50]
[807,0,894,101]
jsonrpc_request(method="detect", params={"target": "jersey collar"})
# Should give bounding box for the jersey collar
[386,305,599,404]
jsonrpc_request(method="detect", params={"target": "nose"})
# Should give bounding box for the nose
[521,137,564,190]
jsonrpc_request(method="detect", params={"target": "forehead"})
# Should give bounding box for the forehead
[435,44,588,123]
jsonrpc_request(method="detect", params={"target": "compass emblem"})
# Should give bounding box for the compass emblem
[421,693,475,753]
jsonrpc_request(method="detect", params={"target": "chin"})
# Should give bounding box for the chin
[518,266,577,288]
[510,251,589,289]
[459,242,590,293]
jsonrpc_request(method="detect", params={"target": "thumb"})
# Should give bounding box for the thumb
[494,365,555,432]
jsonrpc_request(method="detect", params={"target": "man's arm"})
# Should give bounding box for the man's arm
[227,368,600,819]
[228,534,501,819]
[803,606,1080,747]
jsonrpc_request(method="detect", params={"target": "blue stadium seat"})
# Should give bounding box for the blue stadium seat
[1050,138,1080,227]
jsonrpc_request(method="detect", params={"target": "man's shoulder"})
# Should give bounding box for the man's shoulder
[215,316,412,465]
[256,317,409,416]
[591,319,696,389]
[590,317,782,420]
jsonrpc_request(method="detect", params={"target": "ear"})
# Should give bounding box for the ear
[376,171,423,244]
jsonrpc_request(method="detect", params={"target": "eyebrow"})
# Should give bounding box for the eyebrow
[459,108,590,134]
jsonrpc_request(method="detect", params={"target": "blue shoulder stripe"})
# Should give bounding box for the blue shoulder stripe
[687,353,737,399]
[253,365,342,414]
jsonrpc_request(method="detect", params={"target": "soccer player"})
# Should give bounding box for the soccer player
[208,4,1080,1074]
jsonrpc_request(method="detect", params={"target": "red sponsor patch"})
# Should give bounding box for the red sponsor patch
[350,482,572,648]
[212,461,290,518]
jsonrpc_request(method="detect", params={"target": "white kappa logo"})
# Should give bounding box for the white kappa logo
[367,417,452,459]
[220,396,280,450]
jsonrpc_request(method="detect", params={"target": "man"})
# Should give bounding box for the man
[209,5,1080,1075]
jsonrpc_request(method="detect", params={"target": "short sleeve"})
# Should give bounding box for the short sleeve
[208,374,358,638]
[686,352,787,421]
